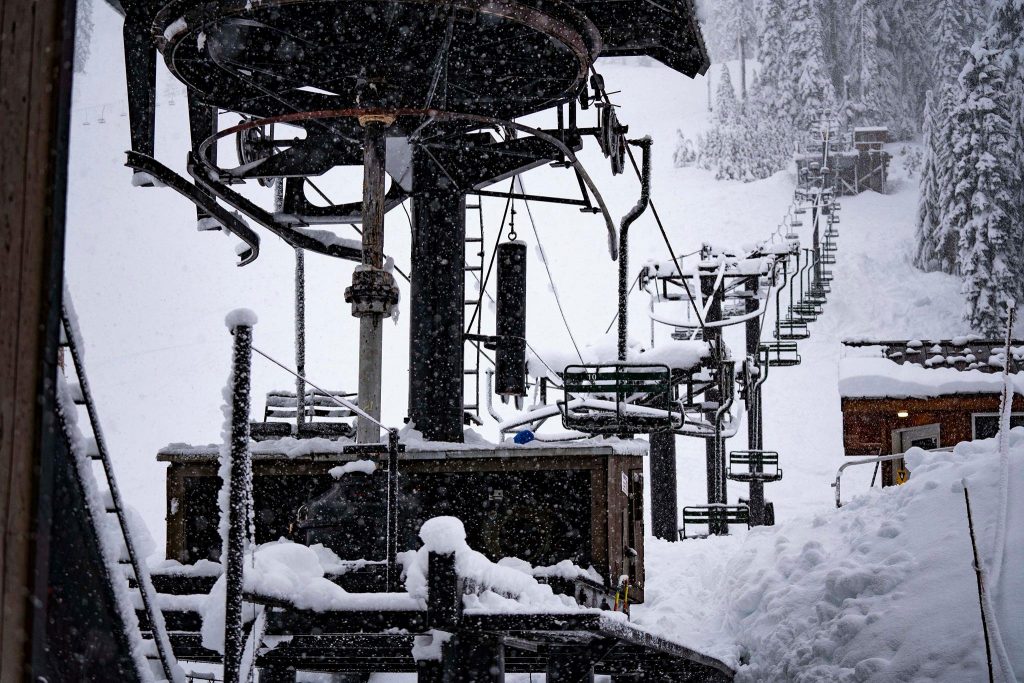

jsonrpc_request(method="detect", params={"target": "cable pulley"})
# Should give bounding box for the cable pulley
[235,119,276,187]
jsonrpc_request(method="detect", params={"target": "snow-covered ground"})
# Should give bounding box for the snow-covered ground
[63,3,1021,681]
[636,434,1023,681]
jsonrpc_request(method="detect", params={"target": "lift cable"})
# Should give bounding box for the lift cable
[515,176,584,363]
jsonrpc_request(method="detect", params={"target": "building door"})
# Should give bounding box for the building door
[887,423,940,486]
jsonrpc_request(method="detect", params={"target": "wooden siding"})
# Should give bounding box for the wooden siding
[0,0,76,677]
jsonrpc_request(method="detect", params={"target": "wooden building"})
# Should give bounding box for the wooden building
[839,339,1024,485]
[797,126,891,196]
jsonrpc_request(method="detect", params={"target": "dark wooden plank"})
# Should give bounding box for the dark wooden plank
[0,0,75,678]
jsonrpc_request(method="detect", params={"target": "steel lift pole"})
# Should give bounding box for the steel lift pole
[347,117,400,443]
[700,263,727,535]
[744,276,766,527]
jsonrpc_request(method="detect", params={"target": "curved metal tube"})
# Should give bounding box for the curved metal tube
[617,137,652,360]
[197,108,620,260]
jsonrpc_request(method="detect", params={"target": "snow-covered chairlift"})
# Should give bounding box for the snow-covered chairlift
[558,363,680,436]
[727,450,782,482]
[678,504,750,539]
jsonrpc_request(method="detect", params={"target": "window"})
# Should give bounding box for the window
[971,413,1024,440]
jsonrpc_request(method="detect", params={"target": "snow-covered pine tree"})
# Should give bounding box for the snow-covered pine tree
[699,63,792,182]
[886,0,931,137]
[698,66,737,177]
[987,0,1023,189]
[932,83,962,274]
[914,90,941,271]
[845,0,899,130]
[751,0,789,119]
[931,0,984,87]
[785,0,831,129]
[950,39,1020,334]
[714,65,739,122]
[704,0,758,74]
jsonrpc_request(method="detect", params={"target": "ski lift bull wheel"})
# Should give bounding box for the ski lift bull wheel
[598,104,627,175]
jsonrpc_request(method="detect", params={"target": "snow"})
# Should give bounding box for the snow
[400,517,582,614]
[329,459,377,478]
[839,356,1024,398]
[529,335,710,378]
[162,18,187,42]
[224,308,258,329]
[55,377,164,682]
[635,434,1024,681]
[65,7,1018,675]
[200,539,421,653]
[417,516,467,555]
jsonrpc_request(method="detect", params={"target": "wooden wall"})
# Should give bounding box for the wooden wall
[841,394,1024,455]
[0,0,76,678]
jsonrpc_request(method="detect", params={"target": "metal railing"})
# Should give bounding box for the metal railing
[831,447,955,508]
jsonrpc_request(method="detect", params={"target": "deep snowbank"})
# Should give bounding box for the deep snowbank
[634,431,1024,682]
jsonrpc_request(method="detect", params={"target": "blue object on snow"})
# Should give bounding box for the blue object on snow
[513,429,535,445]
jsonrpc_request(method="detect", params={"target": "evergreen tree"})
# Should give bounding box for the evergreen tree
[785,0,831,128]
[752,0,790,118]
[951,40,1020,334]
[887,0,931,136]
[698,64,791,181]
[914,91,941,271]
[704,0,758,65]
[845,0,896,129]
[714,65,739,122]
[931,0,982,87]
[932,83,962,274]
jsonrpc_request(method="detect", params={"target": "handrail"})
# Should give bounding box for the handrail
[831,447,955,507]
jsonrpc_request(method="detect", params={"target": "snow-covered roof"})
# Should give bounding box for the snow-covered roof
[838,356,1023,399]
[157,437,647,463]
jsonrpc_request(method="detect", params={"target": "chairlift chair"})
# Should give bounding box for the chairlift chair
[790,303,820,319]
[678,505,750,539]
[559,363,680,435]
[760,341,801,367]
[776,318,810,340]
[727,450,783,482]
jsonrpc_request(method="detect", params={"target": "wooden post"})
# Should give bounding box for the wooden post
[427,552,462,631]
[649,429,678,541]
[445,633,504,683]
[0,0,76,678]
[547,646,595,682]
[223,319,254,683]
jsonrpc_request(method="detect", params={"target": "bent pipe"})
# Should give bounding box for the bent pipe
[186,154,363,261]
[617,137,652,361]
[196,108,619,261]
[125,151,260,266]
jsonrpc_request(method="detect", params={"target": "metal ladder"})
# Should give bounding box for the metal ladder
[463,200,486,424]
[60,295,180,682]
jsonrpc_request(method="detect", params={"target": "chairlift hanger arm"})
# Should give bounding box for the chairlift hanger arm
[187,155,364,261]
[197,108,620,260]
[125,151,260,266]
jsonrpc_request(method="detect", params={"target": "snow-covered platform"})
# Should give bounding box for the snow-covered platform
[157,439,648,601]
